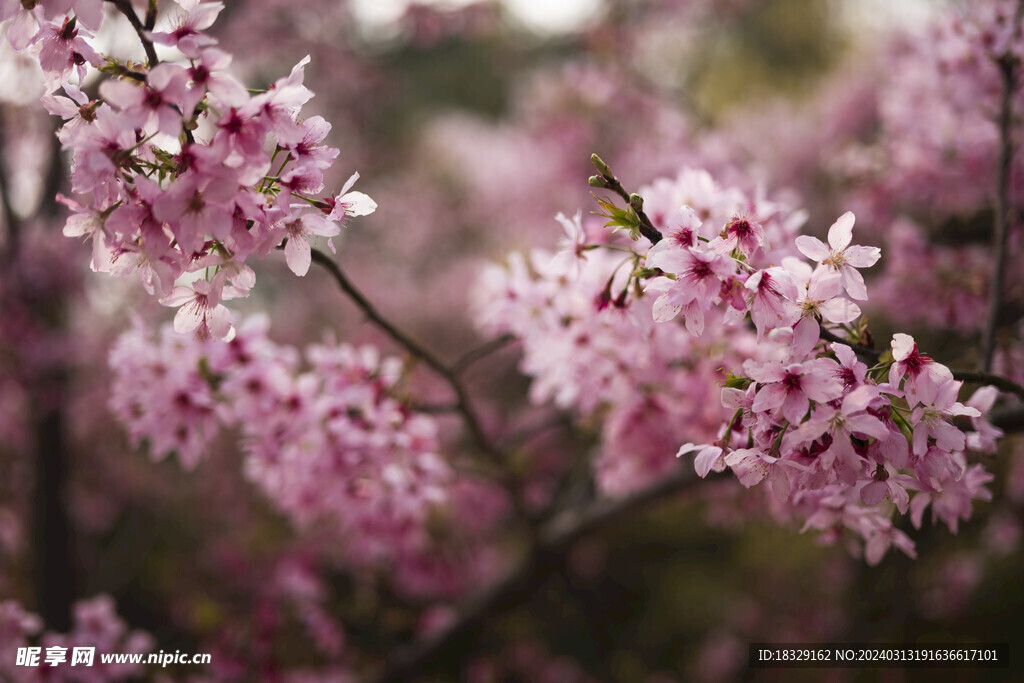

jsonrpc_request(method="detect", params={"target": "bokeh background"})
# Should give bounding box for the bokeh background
[2,0,1023,680]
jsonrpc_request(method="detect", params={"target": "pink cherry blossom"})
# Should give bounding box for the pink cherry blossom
[160,272,234,341]
[743,267,799,340]
[889,333,955,406]
[795,212,880,300]
[281,211,341,276]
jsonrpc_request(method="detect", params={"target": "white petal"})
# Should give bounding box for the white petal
[891,333,916,361]
[341,191,377,217]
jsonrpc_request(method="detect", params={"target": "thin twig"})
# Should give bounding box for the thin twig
[409,402,460,414]
[372,466,715,682]
[451,332,517,375]
[981,0,1024,372]
[309,249,500,461]
[499,411,573,452]
[106,0,160,67]
[591,155,664,245]
[819,327,880,360]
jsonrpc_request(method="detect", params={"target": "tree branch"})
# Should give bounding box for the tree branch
[451,332,516,375]
[819,327,880,360]
[980,0,1024,372]
[371,466,714,682]
[819,328,1024,399]
[106,0,160,67]
[991,404,1024,433]
[309,249,501,463]
[590,154,663,245]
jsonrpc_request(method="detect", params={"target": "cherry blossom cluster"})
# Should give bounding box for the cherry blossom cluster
[1,0,375,341]
[649,198,1005,562]
[0,595,152,682]
[109,315,505,595]
[474,168,806,495]
[481,163,1008,563]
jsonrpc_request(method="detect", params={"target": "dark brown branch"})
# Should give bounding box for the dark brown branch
[372,466,714,682]
[947,369,1024,400]
[981,0,1024,372]
[309,249,500,462]
[991,404,1024,433]
[451,333,516,375]
[106,0,160,67]
[820,327,880,361]
[144,0,158,31]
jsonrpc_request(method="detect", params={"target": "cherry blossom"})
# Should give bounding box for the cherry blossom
[795,211,881,300]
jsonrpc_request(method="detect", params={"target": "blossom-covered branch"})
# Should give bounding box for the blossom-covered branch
[478,160,1014,566]
[820,328,1024,399]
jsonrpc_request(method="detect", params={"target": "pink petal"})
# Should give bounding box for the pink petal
[827,211,855,251]
[99,78,144,110]
[173,302,203,333]
[806,269,843,300]
[8,10,38,51]
[791,315,819,360]
[841,266,868,301]
[207,304,233,339]
[752,382,787,414]
[687,444,723,478]
[860,480,888,506]
[818,298,860,324]
[651,294,681,323]
[284,234,311,276]
[909,493,931,529]
[843,245,881,268]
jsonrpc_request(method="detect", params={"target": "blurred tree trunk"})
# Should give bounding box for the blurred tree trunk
[3,110,76,630]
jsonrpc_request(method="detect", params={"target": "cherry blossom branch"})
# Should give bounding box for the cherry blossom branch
[981,0,1024,372]
[308,248,501,462]
[372,466,714,682]
[589,154,664,244]
[106,0,160,67]
[819,327,880,360]
[819,328,1024,399]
